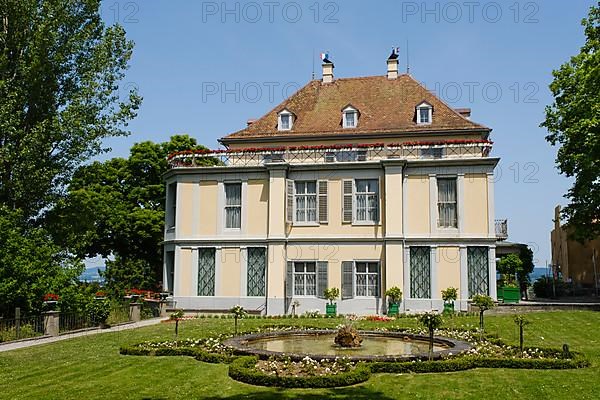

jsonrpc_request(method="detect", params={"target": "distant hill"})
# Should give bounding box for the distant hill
[79,266,105,283]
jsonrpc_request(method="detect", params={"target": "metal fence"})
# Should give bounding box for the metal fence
[0,315,44,342]
[59,313,94,333]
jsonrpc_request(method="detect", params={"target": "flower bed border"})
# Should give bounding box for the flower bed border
[119,344,235,364]
[229,356,372,388]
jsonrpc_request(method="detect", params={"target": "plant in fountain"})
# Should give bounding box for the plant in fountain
[471,294,495,341]
[334,318,363,348]
[417,312,443,360]
[441,287,458,315]
[230,305,246,336]
[385,286,402,316]
[323,288,339,317]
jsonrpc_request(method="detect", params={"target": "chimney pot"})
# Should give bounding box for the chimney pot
[246,119,256,126]
[387,50,399,79]
[322,59,334,84]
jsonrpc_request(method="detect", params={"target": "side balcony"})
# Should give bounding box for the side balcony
[495,219,508,241]
[167,140,493,168]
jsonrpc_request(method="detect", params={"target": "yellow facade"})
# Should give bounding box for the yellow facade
[436,246,461,296]
[405,175,430,235]
[464,174,489,235]
[199,181,218,236]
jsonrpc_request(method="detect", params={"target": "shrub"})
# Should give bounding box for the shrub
[533,276,566,298]
[87,298,111,325]
[471,294,494,339]
[323,288,340,305]
[385,287,403,304]
[441,287,458,302]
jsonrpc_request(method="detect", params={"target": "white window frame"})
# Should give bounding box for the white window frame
[293,261,317,297]
[342,106,358,128]
[294,180,318,225]
[416,102,432,125]
[224,182,242,230]
[353,178,379,225]
[353,260,381,298]
[437,176,458,229]
[278,109,293,131]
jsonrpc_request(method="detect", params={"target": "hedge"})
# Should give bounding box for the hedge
[370,354,589,374]
[119,345,235,364]
[228,356,372,388]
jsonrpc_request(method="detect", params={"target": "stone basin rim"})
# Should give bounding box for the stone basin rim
[223,329,473,362]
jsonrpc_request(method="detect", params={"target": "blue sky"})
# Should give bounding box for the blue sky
[99,0,595,266]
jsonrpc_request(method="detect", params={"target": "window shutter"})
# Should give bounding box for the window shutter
[286,179,294,223]
[341,261,354,299]
[317,261,328,298]
[342,180,353,223]
[318,180,328,223]
[286,261,293,299]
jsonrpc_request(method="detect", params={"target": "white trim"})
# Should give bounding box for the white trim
[342,106,358,128]
[191,248,199,296]
[353,178,380,225]
[241,180,248,233]
[403,246,410,307]
[487,172,496,237]
[173,246,181,296]
[293,180,319,225]
[488,246,497,300]
[352,260,381,299]
[240,247,248,296]
[278,109,293,131]
[402,174,407,236]
[429,174,437,234]
[430,246,438,300]
[416,102,433,124]
[457,173,465,234]
[214,247,222,296]
[192,183,200,236]
[459,246,468,303]
[217,181,224,234]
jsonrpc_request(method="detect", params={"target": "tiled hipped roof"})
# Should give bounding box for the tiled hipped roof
[220,74,490,143]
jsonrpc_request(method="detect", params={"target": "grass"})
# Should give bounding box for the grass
[0,311,598,399]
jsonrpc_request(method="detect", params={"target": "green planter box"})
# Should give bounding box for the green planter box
[443,302,455,315]
[497,286,504,302]
[388,303,399,316]
[326,303,337,317]
[502,286,520,303]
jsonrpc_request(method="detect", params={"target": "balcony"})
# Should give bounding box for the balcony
[495,219,508,241]
[167,140,493,169]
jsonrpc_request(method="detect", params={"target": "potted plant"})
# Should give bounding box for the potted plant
[385,287,402,316]
[323,288,340,317]
[441,287,458,314]
[42,293,60,311]
[497,254,523,303]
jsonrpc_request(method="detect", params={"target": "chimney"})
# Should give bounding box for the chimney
[322,57,334,84]
[387,50,399,79]
[455,108,471,119]
[246,118,256,126]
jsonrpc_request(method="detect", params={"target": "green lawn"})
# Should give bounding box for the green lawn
[0,312,598,399]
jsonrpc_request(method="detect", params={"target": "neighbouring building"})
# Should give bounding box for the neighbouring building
[551,205,600,288]
[163,52,502,315]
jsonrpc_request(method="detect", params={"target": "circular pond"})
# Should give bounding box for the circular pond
[224,330,472,362]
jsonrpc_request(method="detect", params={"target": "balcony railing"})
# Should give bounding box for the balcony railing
[495,219,508,240]
[167,140,493,169]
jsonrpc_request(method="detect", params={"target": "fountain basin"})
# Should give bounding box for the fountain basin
[224,330,472,362]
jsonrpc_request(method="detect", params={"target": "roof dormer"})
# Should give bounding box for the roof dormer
[277,108,295,131]
[416,101,433,125]
[342,104,359,129]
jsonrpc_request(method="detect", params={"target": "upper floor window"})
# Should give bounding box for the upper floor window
[166,182,177,229]
[295,181,317,223]
[355,179,379,223]
[342,105,358,128]
[437,178,457,228]
[278,109,294,131]
[416,102,433,124]
[224,182,242,229]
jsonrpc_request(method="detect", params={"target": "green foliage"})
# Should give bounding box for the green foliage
[542,4,600,241]
[119,344,235,364]
[417,312,443,332]
[0,323,40,342]
[471,294,495,311]
[497,254,523,286]
[58,283,100,314]
[51,135,218,294]
[0,207,83,317]
[230,305,247,319]
[533,276,566,298]
[441,287,458,302]
[517,246,535,291]
[385,287,403,304]
[0,0,141,219]
[323,288,340,304]
[87,298,111,325]
[228,356,372,388]
[170,310,185,320]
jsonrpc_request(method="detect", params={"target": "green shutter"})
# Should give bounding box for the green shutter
[286,179,294,223]
[342,180,353,223]
[286,261,293,299]
[317,261,328,298]
[341,261,354,299]
[318,180,328,223]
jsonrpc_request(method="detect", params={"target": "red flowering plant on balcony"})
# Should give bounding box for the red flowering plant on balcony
[42,293,60,302]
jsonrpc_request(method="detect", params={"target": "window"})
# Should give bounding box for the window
[167,183,177,229]
[421,147,444,159]
[295,181,317,223]
[198,248,216,296]
[416,103,432,124]
[165,251,175,294]
[247,248,266,296]
[344,111,356,128]
[410,247,431,298]
[278,110,293,131]
[294,262,316,296]
[468,247,489,297]
[355,262,380,296]
[225,183,242,229]
[437,178,457,228]
[355,179,379,222]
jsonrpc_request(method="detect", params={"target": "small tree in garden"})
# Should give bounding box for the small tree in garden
[323,288,340,305]
[417,312,443,360]
[441,287,458,315]
[497,254,523,287]
[471,294,494,341]
[230,305,246,336]
[385,287,403,305]
[514,314,530,357]
[170,310,185,338]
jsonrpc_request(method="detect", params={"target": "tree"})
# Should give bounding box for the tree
[50,135,217,294]
[542,4,600,241]
[417,312,443,360]
[517,246,535,300]
[497,253,523,287]
[471,294,494,341]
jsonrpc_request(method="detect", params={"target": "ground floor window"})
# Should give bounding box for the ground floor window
[247,247,266,296]
[198,248,216,296]
[468,247,489,297]
[410,247,431,298]
[165,251,174,294]
[342,261,381,298]
[293,262,316,296]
